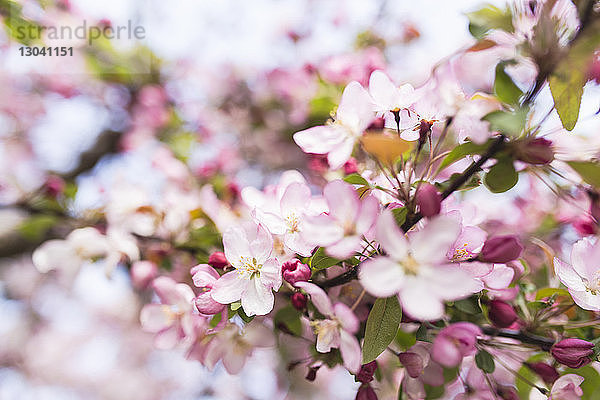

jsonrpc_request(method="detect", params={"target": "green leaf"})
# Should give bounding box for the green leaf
[17,215,57,241]
[466,4,514,39]
[484,158,518,193]
[237,306,254,323]
[475,349,496,373]
[516,363,541,399]
[343,173,369,186]
[391,207,408,227]
[482,108,528,136]
[438,141,490,171]
[274,306,302,336]
[549,22,600,131]
[310,247,340,271]
[454,298,482,315]
[567,161,600,188]
[535,287,571,301]
[424,384,445,399]
[362,296,402,363]
[395,329,417,351]
[494,62,523,105]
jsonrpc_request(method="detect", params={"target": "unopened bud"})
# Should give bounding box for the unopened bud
[291,292,308,310]
[282,259,311,285]
[398,352,424,378]
[497,386,519,400]
[367,117,385,131]
[44,175,66,197]
[355,384,378,400]
[525,362,559,384]
[516,138,554,165]
[356,361,377,383]
[551,338,595,369]
[306,366,319,381]
[416,183,441,217]
[488,300,518,328]
[344,158,359,175]
[208,251,228,269]
[479,236,523,263]
[131,260,158,289]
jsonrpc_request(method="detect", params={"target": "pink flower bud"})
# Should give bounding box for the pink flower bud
[416,183,441,217]
[525,362,559,384]
[516,138,554,165]
[356,361,377,383]
[551,338,594,369]
[355,384,378,400]
[344,158,359,175]
[479,236,523,263]
[432,322,481,368]
[44,175,66,198]
[367,117,385,131]
[131,260,158,289]
[208,251,228,269]
[497,386,519,400]
[291,292,308,310]
[282,259,311,285]
[488,300,518,328]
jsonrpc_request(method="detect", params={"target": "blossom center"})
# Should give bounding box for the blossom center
[401,254,419,275]
[237,256,262,279]
[285,212,300,233]
[311,319,340,336]
[452,243,474,262]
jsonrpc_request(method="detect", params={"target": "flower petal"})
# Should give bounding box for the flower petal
[241,277,275,316]
[334,303,359,334]
[375,209,409,260]
[411,215,461,265]
[295,281,333,316]
[359,257,405,297]
[211,271,247,304]
[339,329,362,373]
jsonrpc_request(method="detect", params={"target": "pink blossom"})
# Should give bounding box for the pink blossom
[210,222,282,316]
[293,81,374,169]
[302,180,379,259]
[554,237,600,311]
[140,277,198,349]
[191,264,226,315]
[431,322,481,367]
[295,281,361,373]
[359,210,481,320]
[548,374,584,400]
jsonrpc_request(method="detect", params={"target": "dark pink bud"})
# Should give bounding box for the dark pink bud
[516,138,554,165]
[367,117,385,131]
[416,183,441,217]
[305,366,319,381]
[291,292,308,310]
[497,386,519,400]
[551,338,595,368]
[479,236,523,263]
[208,251,228,269]
[44,175,66,197]
[398,352,424,378]
[282,259,311,285]
[356,361,377,383]
[344,158,359,175]
[525,362,559,384]
[573,218,597,235]
[355,384,378,400]
[488,300,518,328]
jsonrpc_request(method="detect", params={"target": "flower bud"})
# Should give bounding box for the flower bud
[367,117,385,131]
[44,175,66,197]
[416,183,441,217]
[479,236,523,263]
[131,260,158,289]
[515,138,554,165]
[488,300,518,328]
[305,366,319,381]
[497,386,519,400]
[551,338,595,369]
[282,259,311,285]
[291,292,308,310]
[344,158,359,175]
[208,251,228,269]
[355,384,378,400]
[525,362,559,384]
[398,352,423,378]
[356,361,377,383]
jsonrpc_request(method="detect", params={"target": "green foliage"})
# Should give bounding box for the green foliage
[391,207,407,228]
[549,22,600,131]
[482,107,528,136]
[567,161,600,188]
[17,215,57,241]
[438,140,490,171]
[494,61,523,105]
[535,287,571,301]
[475,349,496,373]
[484,158,518,193]
[166,131,196,162]
[309,247,340,271]
[362,296,402,363]
[0,0,41,45]
[436,172,482,193]
[395,329,417,351]
[274,306,303,336]
[343,173,369,186]
[466,4,514,39]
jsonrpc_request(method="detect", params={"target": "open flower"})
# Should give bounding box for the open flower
[359,210,481,320]
[295,281,361,373]
[548,374,584,400]
[368,70,417,130]
[191,263,226,315]
[294,81,374,169]
[431,322,481,367]
[302,180,379,259]
[140,277,198,349]
[210,222,282,316]
[554,237,600,311]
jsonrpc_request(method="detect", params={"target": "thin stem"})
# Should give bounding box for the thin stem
[351,289,366,311]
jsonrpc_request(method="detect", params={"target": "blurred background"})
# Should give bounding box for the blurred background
[2,0,598,399]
